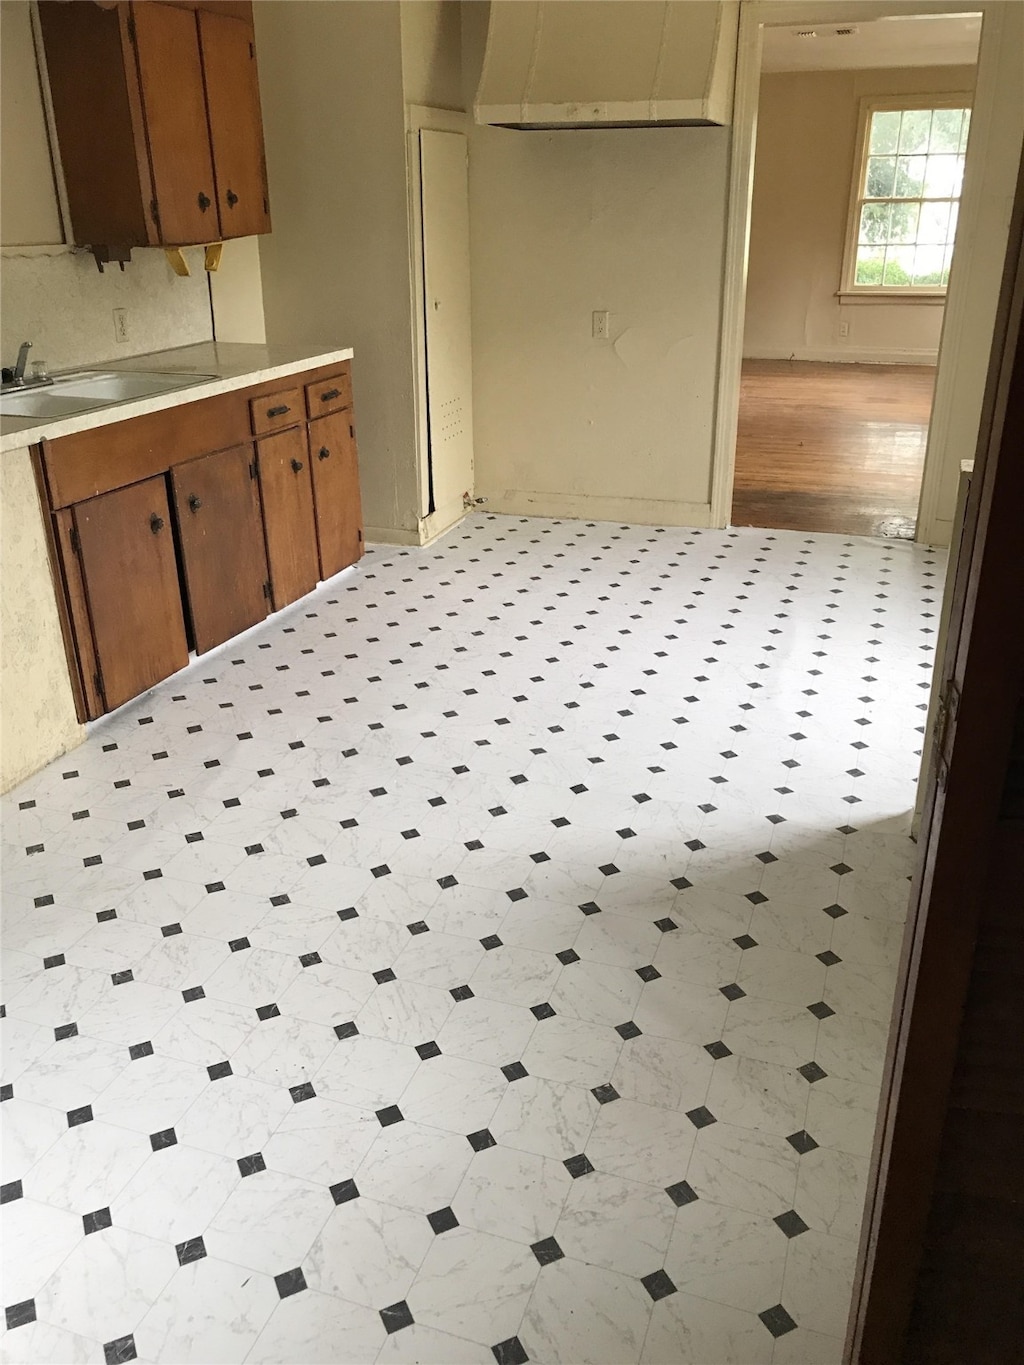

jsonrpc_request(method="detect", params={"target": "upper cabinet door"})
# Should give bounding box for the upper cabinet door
[131,2,220,244]
[198,10,272,238]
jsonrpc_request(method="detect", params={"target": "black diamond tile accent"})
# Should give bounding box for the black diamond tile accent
[641,1269,677,1302]
[774,1209,809,1238]
[786,1130,820,1154]
[807,1000,836,1020]
[563,1153,594,1178]
[331,1179,360,1204]
[256,1003,281,1020]
[734,935,758,950]
[704,1040,732,1060]
[337,906,359,922]
[636,964,661,982]
[275,1267,307,1299]
[290,1082,316,1103]
[450,984,474,1001]
[616,1020,642,1040]
[591,1083,620,1104]
[756,851,779,865]
[416,1040,441,1059]
[371,865,392,879]
[468,1128,497,1151]
[531,1236,565,1265]
[335,1021,359,1040]
[501,1061,528,1082]
[531,1002,556,1020]
[598,863,620,876]
[506,887,527,902]
[67,1104,94,1128]
[83,1206,113,1234]
[238,1152,266,1177]
[492,1338,529,1365]
[55,1022,79,1040]
[299,952,322,968]
[481,934,503,950]
[0,1085,12,1102]
[161,923,182,937]
[798,1061,828,1084]
[380,1300,415,1335]
[111,969,134,986]
[817,949,842,966]
[665,1180,699,1207]
[578,900,601,916]
[150,1127,177,1150]
[207,1060,232,1081]
[759,1304,798,1338]
[129,1041,154,1061]
[228,937,251,953]
[176,1235,207,1265]
[6,1299,36,1331]
[428,1205,459,1234]
[685,1106,717,1130]
[373,968,396,985]
[654,917,679,934]
[103,1334,137,1363]
[670,876,692,891]
[556,948,579,965]
[1,1180,23,1204]
[720,982,746,1001]
[831,862,853,876]
[376,1105,404,1127]
[822,903,848,919]
[745,891,768,905]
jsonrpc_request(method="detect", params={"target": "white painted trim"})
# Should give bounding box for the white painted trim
[743,347,939,364]
[405,105,471,522]
[481,489,714,528]
[419,495,468,545]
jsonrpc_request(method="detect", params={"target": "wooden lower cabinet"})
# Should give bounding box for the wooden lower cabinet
[171,444,269,653]
[70,476,190,714]
[308,410,364,578]
[257,428,319,610]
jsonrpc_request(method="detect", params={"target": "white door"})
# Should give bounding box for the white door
[419,129,474,522]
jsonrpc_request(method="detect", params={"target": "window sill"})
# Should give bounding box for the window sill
[837,291,947,305]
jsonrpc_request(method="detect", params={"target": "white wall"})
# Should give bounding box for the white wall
[463,3,729,525]
[253,0,420,538]
[0,1,212,369]
[745,66,976,364]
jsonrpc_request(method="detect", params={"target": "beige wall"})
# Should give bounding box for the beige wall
[0,1,61,247]
[463,2,728,525]
[0,446,83,793]
[254,0,420,538]
[745,65,976,364]
[401,0,464,110]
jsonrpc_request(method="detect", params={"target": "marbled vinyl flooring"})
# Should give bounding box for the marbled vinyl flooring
[1,515,939,1364]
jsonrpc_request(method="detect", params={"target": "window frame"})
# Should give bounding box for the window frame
[839,93,973,301]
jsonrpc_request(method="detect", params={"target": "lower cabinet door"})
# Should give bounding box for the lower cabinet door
[171,443,269,653]
[73,476,189,713]
[256,427,319,609]
[308,410,363,579]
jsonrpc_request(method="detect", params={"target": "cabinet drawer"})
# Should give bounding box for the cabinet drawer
[249,386,303,436]
[305,367,352,420]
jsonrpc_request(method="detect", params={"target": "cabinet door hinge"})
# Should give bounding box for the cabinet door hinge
[249,459,258,480]
[93,667,105,704]
[263,196,269,216]
[150,197,160,226]
[69,526,81,556]
[357,528,363,543]
[126,14,137,44]
[263,581,272,600]
[249,40,255,59]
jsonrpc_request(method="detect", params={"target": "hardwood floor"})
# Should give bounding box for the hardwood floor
[732,359,936,538]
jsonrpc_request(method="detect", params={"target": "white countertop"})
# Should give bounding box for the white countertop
[0,341,354,453]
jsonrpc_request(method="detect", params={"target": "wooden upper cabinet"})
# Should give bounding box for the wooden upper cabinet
[37,1,270,257]
[198,10,271,237]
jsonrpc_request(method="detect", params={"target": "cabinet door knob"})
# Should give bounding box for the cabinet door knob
[226,189,239,207]
[198,191,211,212]
[318,446,330,461]
[291,458,304,473]
[267,404,289,418]
[188,494,202,513]
[320,387,340,402]
[150,513,164,533]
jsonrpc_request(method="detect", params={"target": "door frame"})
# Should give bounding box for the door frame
[710,0,1007,540]
[405,103,471,540]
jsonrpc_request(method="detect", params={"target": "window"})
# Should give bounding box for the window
[842,98,971,295]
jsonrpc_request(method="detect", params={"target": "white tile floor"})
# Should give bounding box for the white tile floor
[0,515,941,1365]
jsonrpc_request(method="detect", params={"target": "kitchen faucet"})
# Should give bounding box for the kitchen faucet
[2,341,32,386]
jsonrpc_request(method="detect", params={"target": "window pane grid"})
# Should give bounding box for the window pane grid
[852,105,969,289]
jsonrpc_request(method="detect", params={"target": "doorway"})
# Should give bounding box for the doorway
[729,13,981,539]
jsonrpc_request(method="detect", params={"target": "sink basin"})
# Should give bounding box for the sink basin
[0,369,219,421]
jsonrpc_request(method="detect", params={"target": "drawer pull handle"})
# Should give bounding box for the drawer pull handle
[227,189,239,207]
[291,458,304,473]
[198,191,211,212]
[188,494,203,513]
[318,446,331,461]
[267,404,290,418]
[150,513,164,534]
[320,387,340,402]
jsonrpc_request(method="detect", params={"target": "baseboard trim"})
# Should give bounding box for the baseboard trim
[364,526,423,547]
[743,347,939,366]
[479,489,714,528]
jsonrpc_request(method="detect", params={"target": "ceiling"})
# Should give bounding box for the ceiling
[761,12,982,71]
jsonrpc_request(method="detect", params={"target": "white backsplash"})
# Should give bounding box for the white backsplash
[1,245,213,374]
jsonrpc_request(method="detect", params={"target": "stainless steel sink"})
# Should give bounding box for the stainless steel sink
[0,370,219,421]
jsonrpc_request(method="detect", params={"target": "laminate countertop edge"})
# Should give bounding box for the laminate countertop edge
[0,342,355,454]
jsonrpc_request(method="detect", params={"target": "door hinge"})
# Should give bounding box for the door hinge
[934,678,961,789]
[263,196,269,216]
[69,527,81,556]
[150,197,160,226]
[126,14,137,44]
[249,459,258,480]
[263,581,272,600]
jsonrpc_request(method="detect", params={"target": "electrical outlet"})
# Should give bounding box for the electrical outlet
[592,310,610,340]
[113,308,129,343]
[839,320,850,340]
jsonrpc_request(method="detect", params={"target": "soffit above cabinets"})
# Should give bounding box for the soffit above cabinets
[474,0,739,129]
